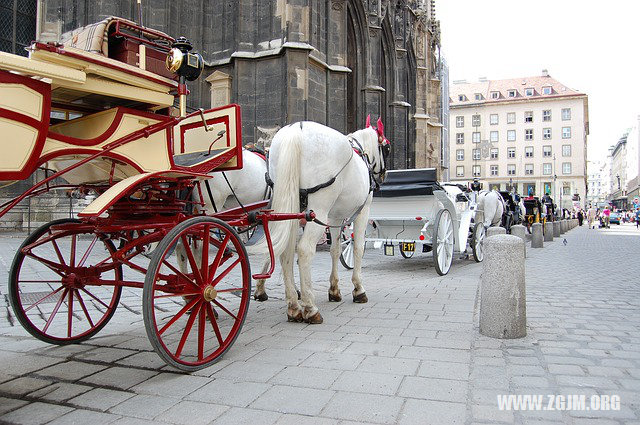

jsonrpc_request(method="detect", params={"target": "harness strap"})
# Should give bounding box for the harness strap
[204,179,218,213]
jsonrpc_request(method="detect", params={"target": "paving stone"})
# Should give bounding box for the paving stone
[247,348,313,366]
[35,361,108,381]
[213,360,285,382]
[330,370,403,395]
[269,366,342,390]
[28,382,93,403]
[47,409,121,425]
[187,378,270,407]
[82,366,158,390]
[398,376,467,403]
[129,372,209,397]
[108,394,179,419]
[0,396,28,415]
[155,400,228,424]
[74,347,136,363]
[396,346,471,363]
[274,413,338,424]
[0,402,74,425]
[321,391,404,424]
[416,360,469,381]
[471,404,514,423]
[68,388,136,411]
[342,342,400,357]
[300,352,365,371]
[356,356,420,376]
[250,385,334,416]
[548,364,585,376]
[213,407,282,425]
[0,376,53,396]
[398,399,466,425]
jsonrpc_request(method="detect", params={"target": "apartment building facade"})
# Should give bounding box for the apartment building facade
[448,73,589,209]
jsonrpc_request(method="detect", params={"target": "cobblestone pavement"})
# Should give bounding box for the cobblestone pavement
[0,222,638,424]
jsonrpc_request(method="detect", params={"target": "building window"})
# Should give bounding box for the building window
[562,144,571,157]
[475,93,483,101]
[490,131,499,142]
[472,114,481,126]
[491,91,500,99]
[562,162,572,174]
[524,111,533,123]
[507,164,516,175]
[542,86,552,95]
[0,1,37,58]
[508,89,517,97]
[543,163,552,175]
[562,184,571,195]
[543,145,552,157]
[490,114,498,125]
[525,129,533,140]
[490,165,498,176]
[507,130,516,142]
[507,112,516,124]
[562,127,571,139]
[525,146,534,158]
[456,133,464,144]
[472,132,480,143]
[543,109,551,121]
[456,166,464,177]
[473,165,481,177]
[507,148,516,158]
[472,149,481,160]
[525,183,536,196]
[562,108,571,120]
[543,128,552,140]
[544,182,552,195]
[458,94,467,102]
[456,149,464,161]
[456,116,464,127]
[490,148,499,159]
[525,164,534,175]
[525,88,534,96]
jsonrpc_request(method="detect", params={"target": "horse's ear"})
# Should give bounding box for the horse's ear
[366,114,371,128]
[376,117,385,140]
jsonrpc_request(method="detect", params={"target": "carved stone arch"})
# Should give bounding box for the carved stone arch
[346,0,368,132]
[380,13,396,147]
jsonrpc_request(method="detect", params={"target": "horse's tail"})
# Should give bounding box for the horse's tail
[247,124,302,257]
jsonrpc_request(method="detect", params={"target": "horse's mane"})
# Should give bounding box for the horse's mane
[350,127,379,159]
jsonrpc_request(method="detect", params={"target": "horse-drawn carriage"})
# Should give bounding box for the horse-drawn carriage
[339,169,484,276]
[498,190,524,232]
[522,197,545,232]
[0,18,313,371]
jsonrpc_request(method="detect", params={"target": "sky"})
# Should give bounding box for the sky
[437,0,640,163]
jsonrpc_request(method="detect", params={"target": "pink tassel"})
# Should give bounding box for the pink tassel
[366,114,371,128]
[376,117,385,138]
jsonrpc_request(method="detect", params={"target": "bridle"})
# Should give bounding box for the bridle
[348,128,390,192]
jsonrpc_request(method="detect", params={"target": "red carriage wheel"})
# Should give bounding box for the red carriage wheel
[143,217,251,371]
[8,219,122,344]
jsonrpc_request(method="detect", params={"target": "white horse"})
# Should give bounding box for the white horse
[253,118,389,324]
[195,148,269,213]
[476,190,505,228]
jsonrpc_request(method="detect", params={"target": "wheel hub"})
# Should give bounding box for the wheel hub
[203,285,217,302]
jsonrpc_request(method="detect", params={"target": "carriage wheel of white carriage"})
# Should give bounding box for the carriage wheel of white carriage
[339,227,355,270]
[471,222,485,263]
[433,209,454,276]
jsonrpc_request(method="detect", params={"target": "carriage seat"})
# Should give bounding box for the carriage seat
[172,148,231,168]
[374,168,441,198]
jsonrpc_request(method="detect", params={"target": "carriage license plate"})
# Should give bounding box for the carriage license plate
[401,242,415,253]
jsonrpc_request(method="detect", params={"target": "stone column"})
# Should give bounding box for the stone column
[479,234,526,339]
[544,222,554,242]
[510,224,527,257]
[487,226,506,237]
[206,71,232,108]
[531,223,543,248]
[553,221,561,237]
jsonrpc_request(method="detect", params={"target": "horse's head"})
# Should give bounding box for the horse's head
[364,114,391,188]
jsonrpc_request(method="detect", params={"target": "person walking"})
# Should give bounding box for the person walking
[603,206,611,229]
[587,205,596,229]
[577,209,584,226]
[635,207,640,229]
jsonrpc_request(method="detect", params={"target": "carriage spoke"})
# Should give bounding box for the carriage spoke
[206,302,224,346]
[174,301,201,359]
[210,258,242,289]
[78,236,98,267]
[154,292,200,299]
[23,286,64,312]
[23,254,67,278]
[67,289,74,337]
[197,306,206,361]
[161,259,200,292]
[42,288,68,333]
[70,235,77,268]
[215,288,244,293]
[207,233,230,286]
[74,289,95,328]
[180,235,203,286]
[158,296,199,336]
[50,234,66,267]
[200,225,210,284]
[79,287,111,309]
[212,299,238,320]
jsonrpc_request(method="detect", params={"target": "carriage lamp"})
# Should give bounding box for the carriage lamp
[166,37,204,117]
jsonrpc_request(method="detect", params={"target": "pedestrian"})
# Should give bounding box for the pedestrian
[587,205,596,229]
[636,208,640,229]
[603,205,611,228]
[577,209,584,226]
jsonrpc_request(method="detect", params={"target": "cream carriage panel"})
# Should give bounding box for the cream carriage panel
[0,118,39,172]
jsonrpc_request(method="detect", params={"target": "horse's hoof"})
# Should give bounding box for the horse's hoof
[254,292,268,302]
[297,290,301,300]
[305,312,324,324]
[353,292,368,303]
[328,292,342,302]
[287,311,304,322]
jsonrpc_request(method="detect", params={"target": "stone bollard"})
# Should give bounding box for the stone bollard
[479,234,526,339]
[561,220,567,234]
[487,226,506,237]
[553,221,561,237]
[531,223,543,248]
[510,224,527,257]
[544,222,554,242]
